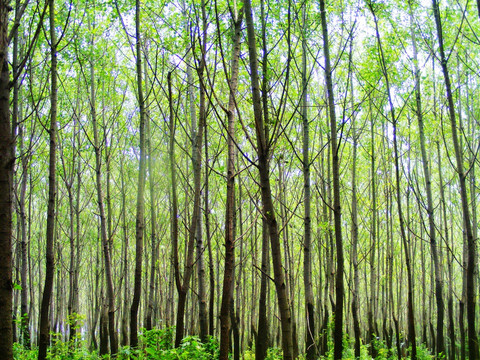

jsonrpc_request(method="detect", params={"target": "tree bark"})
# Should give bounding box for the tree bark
[12,1,29,348]
[346,35,361,360]
[219,6,243,359]
[244,0,294,358]
[368,4,417,357]
[256,216,270,360]
[38,1,57,357]
[319,1,344,358]
[0,0,13,356]
[119,156,129,346]
[301,4,315,359]
[145,60,157,332]
[130,0,147,348]
[18,108,30,350]
[89,33,118,354]
[196,0,208,342]
[431,1,479,358]
[205,128,215,338]
[66,75,81,345]
[408,1,445,355]
[368,97,378,358]
[438,139,455,360]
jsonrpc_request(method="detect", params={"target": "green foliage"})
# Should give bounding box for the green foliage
[140,327,175,353]
[265,347,282,360]
[13,343,37,360]
[13,332,437,360]
[116,329,219,359]
[47,332,98,360]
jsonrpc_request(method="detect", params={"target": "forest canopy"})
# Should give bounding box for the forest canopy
[0,0,479,359]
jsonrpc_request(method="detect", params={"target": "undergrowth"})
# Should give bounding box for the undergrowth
[13,326,438,359]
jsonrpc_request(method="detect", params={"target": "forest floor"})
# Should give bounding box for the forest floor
[13,327,438,360]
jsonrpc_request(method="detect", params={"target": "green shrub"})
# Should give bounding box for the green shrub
[13,343,37,360]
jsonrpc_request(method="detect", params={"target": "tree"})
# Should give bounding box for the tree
[88,23,118,354]
[367,3,417,357]
[0,0,13,356]
[219,3,243,359]
[319,0,345,358]
[431,0,479,357]
[195,0,208,342]
[244,0,294,358]
[38,1,59,358]
[130,0,147,348]
[408,0,445,355]
[301,3,315,359]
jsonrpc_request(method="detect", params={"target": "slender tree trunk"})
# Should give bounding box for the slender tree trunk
[168,69,181,345]
[171,10,204,347]
[18,121,30,349]
[431,1,478,357]
[368,5,417,357]
[346,36,361,360]
[67,75,81,345]
[99,296,109,356]
[205,129,215,338]
[368,98,378,358]
[89,30,118,354]
[408,1,445,355]
[234,187,244,360]
[0,0,13,356]
[319,1,344,358]
[119,156,129,346]
[351,112,361,360]
[73,123,81,344]
[12,3,29,348]
[256,216,270,360]
[38,1,57,357]
[196,1,208,342]
[168,69,196,347]
[320,132,332,357]
[130,0,147,347]
[244,0,294,358]
[438,140,455,360]
[145,72,157,332]
[219,6,243,359]
[301,4,315,359]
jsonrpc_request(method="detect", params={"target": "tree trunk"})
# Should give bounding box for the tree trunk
[168,69,197,347]
[130,0,147,348]
[256,216,270,360]
[219,6,243,359]
[12,4,30,348]
[368,97,378,358]
[408,1,445,355]
[368,4,417,357]
[431,1,478,358]
[38,1,57,357]
[145,71,157,332]
[66,75,81,345]
[168,69,181,344]
[119,156,129,346]
[99,298,109,356]
[0,0,13,356]
[196,0,208,342]
[89,29,117,354]
[351,115,361,360]
[346,36,361,360]
[205,127,215,338]
[319,1,344,358]
[244,0,294,358]
[301,4,315,359]
[18,121,30,349]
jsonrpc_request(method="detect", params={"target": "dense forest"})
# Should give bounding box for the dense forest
[0,0,479,359]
